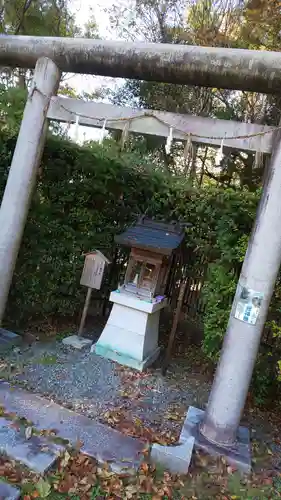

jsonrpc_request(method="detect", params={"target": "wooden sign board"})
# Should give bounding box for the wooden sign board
[80,251,110,289]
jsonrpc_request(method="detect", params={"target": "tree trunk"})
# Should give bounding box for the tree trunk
[189,144,198,186]
[198,146,208,186]
[17,69,27,89]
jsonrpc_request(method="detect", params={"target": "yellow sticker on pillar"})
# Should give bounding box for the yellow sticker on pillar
[234,286,263,325]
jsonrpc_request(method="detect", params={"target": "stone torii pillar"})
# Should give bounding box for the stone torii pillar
[180,126,281,471]
[0,57,61,324]
[201,127,281,442]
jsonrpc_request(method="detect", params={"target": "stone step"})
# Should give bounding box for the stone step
[0,329,21,353]
[0,415,62,474]
[0,382,144,473]
[0,481,20,499]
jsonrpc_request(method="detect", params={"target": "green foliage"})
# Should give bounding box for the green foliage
[34,354,58,366]
[202,264,237,360]
[90,485,107,498]
[199,189,281,405]
[109,0,281,187]
[251,350,278,406]
[1,133,256,328]
[0,133,171,325]
[1,0,79,37]
[0,85,27,134]
[1,130,281,403]
[35,478,52,498]
[227,471,274,499]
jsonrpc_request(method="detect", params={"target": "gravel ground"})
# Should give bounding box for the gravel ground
[2,334,211,437]
[2,333,281,473]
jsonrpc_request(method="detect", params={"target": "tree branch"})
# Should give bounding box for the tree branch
[14,0,34,35]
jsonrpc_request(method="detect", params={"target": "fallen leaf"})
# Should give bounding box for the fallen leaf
[74,439,84,450]
[36,478,51,498]
[25,426,33,440]
[134,417,143,427]
[125,484,138,498]
[60,450,71,468]
[165,412,182,421]
[140,462,149,474]
[9,422,20,431]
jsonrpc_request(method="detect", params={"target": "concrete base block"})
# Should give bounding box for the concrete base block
[180,406,251,473]
[62,335,92,350]
[93,291,166,371]
[92,343,160,371]
[150,437,195,474]
[0,481,20,499]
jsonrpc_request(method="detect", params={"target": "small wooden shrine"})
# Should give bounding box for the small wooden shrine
[116,217,185,299]
[92,217,185,370]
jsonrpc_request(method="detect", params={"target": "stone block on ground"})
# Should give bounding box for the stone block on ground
[62,335,92,350]
[0,481,21,499]
[180,406,251,473]
[0,329,21,353]
[0,416,63,474]
[150,437,195,474]
[0,382,144,473]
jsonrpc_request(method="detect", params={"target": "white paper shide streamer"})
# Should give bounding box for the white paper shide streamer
[73,115,80,144]
[215,138,224,166]
[254,148,263,169]
[99,119,107,145]
[165,126,173,155]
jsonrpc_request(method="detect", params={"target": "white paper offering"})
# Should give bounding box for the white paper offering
[234,286,263,325]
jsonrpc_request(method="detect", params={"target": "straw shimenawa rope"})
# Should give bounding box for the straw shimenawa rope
[36,86,277,143]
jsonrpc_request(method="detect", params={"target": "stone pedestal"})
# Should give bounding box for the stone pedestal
[180,406,251,473]
[91,291,167,370]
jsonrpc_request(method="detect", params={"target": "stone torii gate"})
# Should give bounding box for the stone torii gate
[1,35,281,470]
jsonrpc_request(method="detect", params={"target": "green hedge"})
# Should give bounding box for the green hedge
[0,132,280,403]
[0,134,173,323]
[0,131,263,334]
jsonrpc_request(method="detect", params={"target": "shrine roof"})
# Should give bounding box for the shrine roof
[115,218,186,255]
